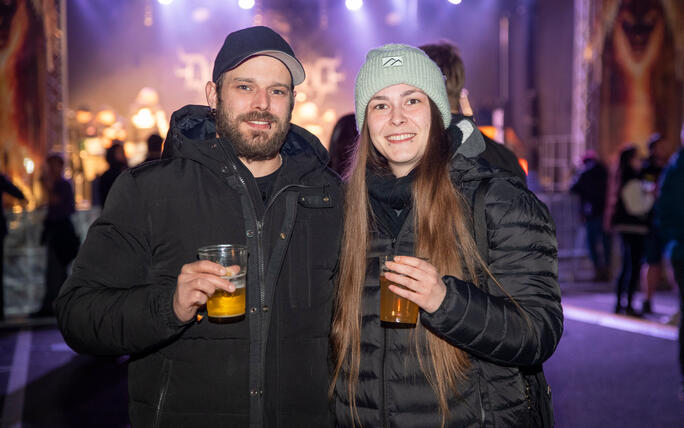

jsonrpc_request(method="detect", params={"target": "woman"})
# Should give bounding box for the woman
[608,145,653,315]
[331,44,563,427]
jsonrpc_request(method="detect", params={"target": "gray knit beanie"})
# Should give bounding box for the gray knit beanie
[354,43,451,131]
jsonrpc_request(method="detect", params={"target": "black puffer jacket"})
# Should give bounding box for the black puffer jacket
[55,105,343,427]
[334,119,562,427]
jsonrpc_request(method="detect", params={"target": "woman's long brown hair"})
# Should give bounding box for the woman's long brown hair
[330,100,488,426]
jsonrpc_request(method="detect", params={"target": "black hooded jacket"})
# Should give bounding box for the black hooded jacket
[55,105,343,427]
[334,118,562,427]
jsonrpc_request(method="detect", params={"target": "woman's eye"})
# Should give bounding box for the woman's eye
[407,98,421,105]
[372,103,387,110]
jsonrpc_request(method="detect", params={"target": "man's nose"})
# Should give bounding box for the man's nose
[251,89,270,111]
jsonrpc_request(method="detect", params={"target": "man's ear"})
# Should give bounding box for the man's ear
[206,81,218,109]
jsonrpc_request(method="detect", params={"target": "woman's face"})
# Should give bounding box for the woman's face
[366,83,431,177]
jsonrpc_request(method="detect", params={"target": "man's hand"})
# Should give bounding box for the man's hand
[173,261,238,323]
[459,88,473,116]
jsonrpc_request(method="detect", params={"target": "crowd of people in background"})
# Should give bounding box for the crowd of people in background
[570,132,681,320]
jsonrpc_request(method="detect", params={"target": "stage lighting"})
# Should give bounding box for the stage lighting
[448,0,462,4]
[346,0,363,11]
[239,0,255,10]
[157,0,173,5]
[23,158,35,174]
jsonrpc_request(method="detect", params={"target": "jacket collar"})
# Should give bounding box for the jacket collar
[446,114,499,184]
[162,104,331,177]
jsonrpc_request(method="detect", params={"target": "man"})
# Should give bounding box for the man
[55,26,342,426]
[570,151,611,281]
[655,126,684,400]
[35,154,78,317]
[97,141,128,206]
[420,42,527,184]
[144,133,164,163]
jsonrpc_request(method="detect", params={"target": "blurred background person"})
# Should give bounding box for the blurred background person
[655,126,684,400]
[608,145,653,316]
[0,172,25,321]
[328,113,357,178]
[570,151,611,281]
[420,41,527,185]
[34,154,78,317]
[641,133,670,314]
[144,133,164,163]
[96,141,128,207]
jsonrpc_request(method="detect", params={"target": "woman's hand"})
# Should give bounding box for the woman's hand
[384,256,447,313]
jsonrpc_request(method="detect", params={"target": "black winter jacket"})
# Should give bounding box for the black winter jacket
[334,119,562,427]
[55,105,343,427]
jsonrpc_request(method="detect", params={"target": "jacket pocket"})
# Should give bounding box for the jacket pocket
[153,357,172,428]
[476,373,486,428]
[285,215,337,310]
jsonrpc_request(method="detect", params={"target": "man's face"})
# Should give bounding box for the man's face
[211,55,294,161]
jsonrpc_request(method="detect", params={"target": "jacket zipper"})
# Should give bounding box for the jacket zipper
[255,219,265,307]
[382,237,396,428]
[258,183,316,308]
[228,159,321,400]
[229,163,264,305]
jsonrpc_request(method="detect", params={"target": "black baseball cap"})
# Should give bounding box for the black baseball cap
[212,26,305,85]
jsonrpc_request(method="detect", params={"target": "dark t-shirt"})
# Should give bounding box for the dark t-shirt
[255,167,281,203]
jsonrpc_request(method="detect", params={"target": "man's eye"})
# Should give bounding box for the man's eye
[272,89,287,95]
[237,85,251,91]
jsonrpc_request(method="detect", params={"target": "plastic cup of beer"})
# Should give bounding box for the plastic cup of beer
[197,244,247,322]
[379,255,419,325]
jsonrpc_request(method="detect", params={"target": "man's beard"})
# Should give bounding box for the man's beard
[215,98,291,161]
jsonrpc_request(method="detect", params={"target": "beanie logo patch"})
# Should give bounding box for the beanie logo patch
[382,56,403,67]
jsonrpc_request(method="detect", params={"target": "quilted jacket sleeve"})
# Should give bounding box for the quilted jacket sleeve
[54,171,188,356]
[421,178,563,367]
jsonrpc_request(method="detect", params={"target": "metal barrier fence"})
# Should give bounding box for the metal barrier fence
[3,209,99,316]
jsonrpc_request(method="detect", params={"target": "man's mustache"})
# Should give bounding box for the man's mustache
[237,111,278,124]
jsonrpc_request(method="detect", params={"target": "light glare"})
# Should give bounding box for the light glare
[448,0,462,4]
[239,0,255,10]
[346,0,363,11]
[157,0,173,5]
[23,158,35,174]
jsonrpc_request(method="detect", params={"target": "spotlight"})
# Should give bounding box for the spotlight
[23,158,35,174]
[345,0,363,11]
[157,0,173,5]
[448,0,462,4]
[239,0,255,10]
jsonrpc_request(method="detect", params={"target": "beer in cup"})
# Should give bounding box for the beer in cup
[198,244,248,322]
[379,255,418,325]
